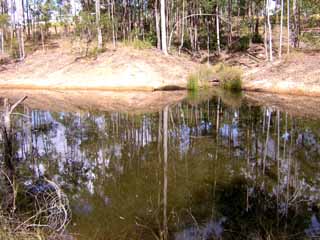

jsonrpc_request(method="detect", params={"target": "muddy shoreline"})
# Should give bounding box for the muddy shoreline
[1,89,319,119]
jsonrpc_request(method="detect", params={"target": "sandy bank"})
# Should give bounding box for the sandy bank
[0,40,199,91]
[1,40,320,96]
[243,51,320,97]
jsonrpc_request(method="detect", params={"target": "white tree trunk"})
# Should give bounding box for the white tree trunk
[96,0,102,50]
[155,0,161,50]
[267,0,273,62]
[111,0,116,49]
[178,0,185,55]
[17,27,25,60]
[216,4,221,55]
[160,0,168,55]
[287,0,290,54]
[0,28,4,54]
[279,0,284,58]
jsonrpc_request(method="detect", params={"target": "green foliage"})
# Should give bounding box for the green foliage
[214,63,243,92]
[40,0,55,24]
[74,11,95,37]
[9,39,20,59]
[307,15,320,27]
[187,65,214,91]
[187,73,199,91]
[100,14,112,33]
[124,39,153,50]
[144,32,157,46]
[301,32,320,49]
[233,36,250,52]
[0,14,9,28]
[87,46,106,58]
[252,33,263,44]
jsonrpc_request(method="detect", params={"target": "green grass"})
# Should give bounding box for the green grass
[124,39,153,50]
[187,65,214,91]
[187,64,242,92]
[214,63,243,92]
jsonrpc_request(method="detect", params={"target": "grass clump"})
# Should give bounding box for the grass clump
[187,65,214,91]
[214,63,243,92]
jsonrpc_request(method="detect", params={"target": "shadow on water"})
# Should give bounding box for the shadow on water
[1,91,320,239]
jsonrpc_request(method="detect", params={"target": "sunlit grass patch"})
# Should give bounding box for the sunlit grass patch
[214,63,243,92]
[187,65,214,91]
[124,39,153,50]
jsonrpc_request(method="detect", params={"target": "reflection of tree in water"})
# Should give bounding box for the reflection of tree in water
[0,97,71,239]
[1,95,320,239]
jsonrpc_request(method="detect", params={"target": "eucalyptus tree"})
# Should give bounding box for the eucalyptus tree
[0,13,8,53]
[95,0,102,49]
[160,0,168,54]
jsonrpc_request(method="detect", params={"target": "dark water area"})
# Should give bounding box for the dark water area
[1,92,320,239]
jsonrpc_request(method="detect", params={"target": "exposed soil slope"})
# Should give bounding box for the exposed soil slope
[243,50,320,96]
[0,40,199,91]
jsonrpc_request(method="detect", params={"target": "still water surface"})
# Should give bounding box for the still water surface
[3,92,320,239]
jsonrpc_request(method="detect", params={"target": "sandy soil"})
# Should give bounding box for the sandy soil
[1,38,320,96]
[243,50,320,96]
[0,39,199,91]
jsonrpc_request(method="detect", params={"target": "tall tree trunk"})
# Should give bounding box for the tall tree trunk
[264,0,268,60]
[155,0,161,50]
[227,0,232,48]
[287,0,290,54]
[17,26,25,60]
[160,0,168,55]
[0,28,4,54]
[292,0,299,48]
[111,0,116,49]
[96,0,102,49]
[178,0,185,55]
[216,3,221,55]
[267,0,273,61]
[279,0,284,58]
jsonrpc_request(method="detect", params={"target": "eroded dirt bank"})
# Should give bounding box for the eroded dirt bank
[1,39,320,96]
[0,40,199,91]
[243,51,320,97]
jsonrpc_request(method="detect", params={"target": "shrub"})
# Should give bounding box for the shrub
[237,36,250,51]
[214,63,243,92]
[252,33,263,44]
